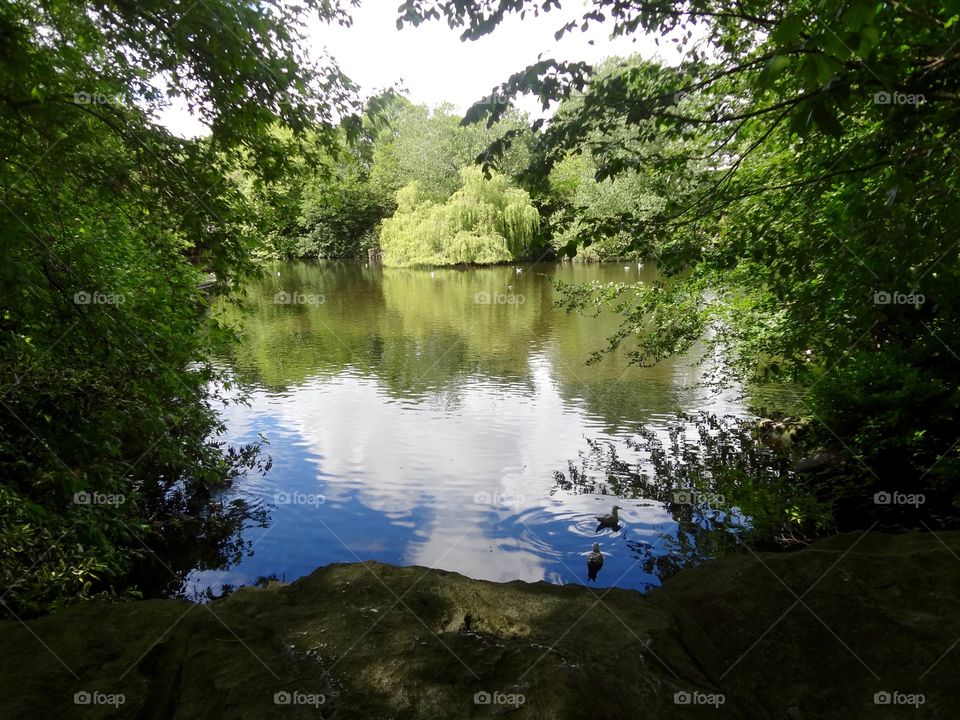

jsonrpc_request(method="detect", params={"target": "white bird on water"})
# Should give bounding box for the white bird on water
[624,265,630,271]
[515,267,523,274]
[430,271,435,278]
[595,505,622,533]
[587,542,604,581]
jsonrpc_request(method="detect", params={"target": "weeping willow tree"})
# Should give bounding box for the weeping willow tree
[379,167,540,267]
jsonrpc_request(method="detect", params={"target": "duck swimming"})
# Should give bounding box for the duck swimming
[587,542,604,581]
[595,505,622,533]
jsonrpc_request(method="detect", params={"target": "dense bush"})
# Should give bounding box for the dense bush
[296,171,392,259]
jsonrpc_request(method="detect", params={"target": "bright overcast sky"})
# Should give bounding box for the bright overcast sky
[158,0,686,137]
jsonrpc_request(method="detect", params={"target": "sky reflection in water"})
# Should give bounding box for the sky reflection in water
[186,261,779,596]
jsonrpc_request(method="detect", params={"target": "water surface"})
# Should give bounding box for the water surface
[186,261,784,596]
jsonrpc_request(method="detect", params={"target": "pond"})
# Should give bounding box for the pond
[184,260,789,597]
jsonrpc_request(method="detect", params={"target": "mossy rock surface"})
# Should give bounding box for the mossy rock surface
[1,531,957,719]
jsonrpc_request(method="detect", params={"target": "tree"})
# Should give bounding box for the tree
[0,0,356,614]
[252,94,538,261]
[292,93,420,259]
[380,166,540,266]
[542,58,715,261]
[297,162,392,258]
[370,102,534,203]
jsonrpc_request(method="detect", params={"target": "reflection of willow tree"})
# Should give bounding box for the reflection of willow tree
[216,261,727,409]
[218,262,544,394]
[378,268,540,378]
[553,413,827,582]
[218,262,553,394]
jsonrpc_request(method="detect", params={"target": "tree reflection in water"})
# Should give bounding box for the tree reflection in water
[553,412,801,585]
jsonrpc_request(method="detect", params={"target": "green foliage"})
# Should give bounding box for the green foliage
[0,0,350,614]
[251,98,537,261]
[295,160,392,259]
[370,103,533,203]
[251,93,413,260]
[380,167,540,267]
[542,58,713,261]
[547,152,668,261]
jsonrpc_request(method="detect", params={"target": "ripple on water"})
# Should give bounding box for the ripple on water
[188,261,780,597]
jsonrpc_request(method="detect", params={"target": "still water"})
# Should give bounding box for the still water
[186,260,782,596]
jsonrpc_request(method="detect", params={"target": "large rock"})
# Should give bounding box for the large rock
[0,531,957,719]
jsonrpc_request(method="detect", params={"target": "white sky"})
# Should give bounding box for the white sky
[158,0,685,137]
